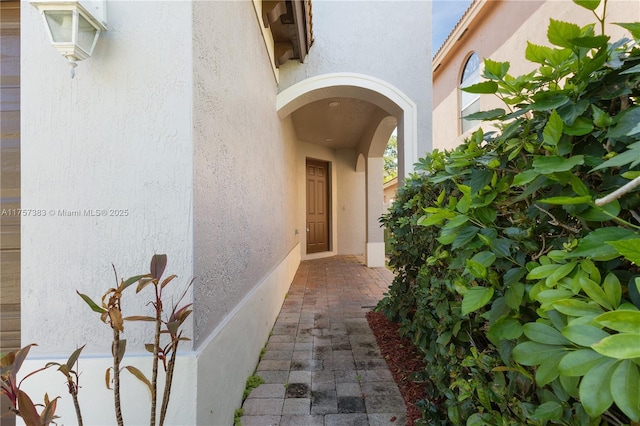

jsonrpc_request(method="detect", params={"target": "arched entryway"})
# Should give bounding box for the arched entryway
[277,73,417,267]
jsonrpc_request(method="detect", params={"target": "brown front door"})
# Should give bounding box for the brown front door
[1,1,20,425]
[306,159,329,254]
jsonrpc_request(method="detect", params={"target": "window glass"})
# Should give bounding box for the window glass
[460,52,480,133]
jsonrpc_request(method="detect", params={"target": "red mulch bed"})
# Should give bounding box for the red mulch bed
[366,311,427,426]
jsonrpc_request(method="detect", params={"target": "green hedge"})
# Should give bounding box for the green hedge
[378,2,640,424]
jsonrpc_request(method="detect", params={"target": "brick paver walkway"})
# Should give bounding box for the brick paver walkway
[239,256,406,426]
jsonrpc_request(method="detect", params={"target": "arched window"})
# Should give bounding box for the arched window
[460,52,480,134]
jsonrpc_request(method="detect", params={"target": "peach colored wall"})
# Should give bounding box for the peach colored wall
[433,0,640,151]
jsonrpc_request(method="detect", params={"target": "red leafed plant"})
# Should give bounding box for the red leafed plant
[77,254,192,426]
[1,344,65,426]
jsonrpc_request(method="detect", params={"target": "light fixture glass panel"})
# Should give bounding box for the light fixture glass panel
[77,13,98,53]
[44,10,73,42]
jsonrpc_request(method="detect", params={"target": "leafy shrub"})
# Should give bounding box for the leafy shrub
[379,1,640,424]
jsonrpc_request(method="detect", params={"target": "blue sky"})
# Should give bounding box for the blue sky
[432,0,473,54]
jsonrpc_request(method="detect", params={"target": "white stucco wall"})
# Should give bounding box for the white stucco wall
[191,0,298,347]
[279,0,433,159]
[19,0,430,423]
[21,0,194,355]
[21,1,196,423]
[335,148,366,255]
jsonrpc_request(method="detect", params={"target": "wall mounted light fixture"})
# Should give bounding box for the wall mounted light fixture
[31,0,107,78]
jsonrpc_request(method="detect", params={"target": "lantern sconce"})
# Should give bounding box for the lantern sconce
[31,0,107,78]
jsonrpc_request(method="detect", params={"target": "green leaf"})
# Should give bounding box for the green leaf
[558,99,590,125]
[615,22,640,41]
[570,35,609,48]
[573,0,600,11]
[603,273,622,309]
[537,195,591,205]
[475,207,498,225]
[483,58,510,79]
[579,359,617,417]
[505,282,525,309]
[466,260,487,279]
[470,251,496,268]
[530,93,570,111]
[464,108,506,121]
[419,209,456,226]
[527,264,563,280]
[607,238,640,265]
[563,117,593,135]
[533,155,584,174]
[543,110,563,146]
[594,310,640,333]
[468,169,493,195]
[462,81,498,94]
[552,299,603,317]
[512,169,539,186]
[591,105,612,128]
[461,287,494,316]
[489,317,523,340]
[531,401,563,421]
[536,352,565,386]
[523,322,570,345]
[536,289,574,305]
[66,345,85,370]
[526,42,554,64]
[558,349,606,376]
[607,107,640,138]
[444,214,469,229]
[610,360,640,421]
[547,262,578,287]
[76,291,107,314]
[566,227,639,261]
[451,225,480,250]
[504,267,526,287]
[513,341,565,366]
[592,334,640,359]
[577,200,620,222]
[562,325,609,347]
[591,142,640,172]
[455,184,471,214]
[122,274,147,290]
[580,276,613,310]
[548,19,582,48]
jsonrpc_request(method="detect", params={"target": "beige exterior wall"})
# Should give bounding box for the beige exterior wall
[433,0,640,151]
[383,178,398,212]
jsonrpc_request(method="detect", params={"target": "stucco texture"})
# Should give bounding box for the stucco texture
[279,0,433,158]
[21,1,194,355]
[192,1,298,346]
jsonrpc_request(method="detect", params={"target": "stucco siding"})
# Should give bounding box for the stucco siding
[192,1,299,346]
[279,0,433,158]
[336,148,366,255]
[21,0,194,355]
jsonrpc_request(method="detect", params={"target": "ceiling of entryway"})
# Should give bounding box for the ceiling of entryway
[290,97,387,149]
